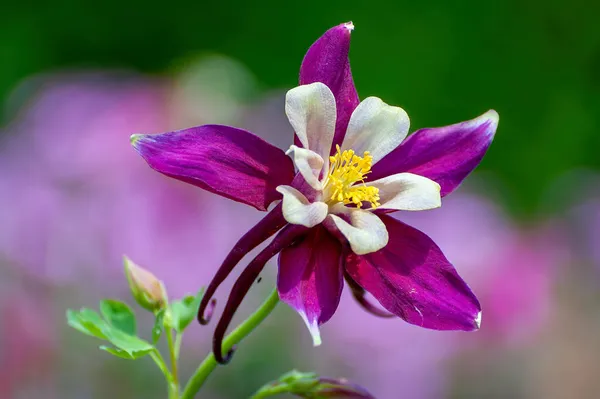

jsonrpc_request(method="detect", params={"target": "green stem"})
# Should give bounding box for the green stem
[180,288,280,399]
[174,333,183,360]
[168,382,180,399]
[166,329,179,389]
[150,350,171,380]
[150,349,176,398]
[249,384,290,399]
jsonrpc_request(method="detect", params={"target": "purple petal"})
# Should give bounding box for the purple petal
[345,215,481,331]
[278,226,344,344]
[370,110,498,197]
[132,124,295,211]
[298,22,360,152]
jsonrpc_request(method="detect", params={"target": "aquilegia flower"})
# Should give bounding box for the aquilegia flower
[132,22,498,362]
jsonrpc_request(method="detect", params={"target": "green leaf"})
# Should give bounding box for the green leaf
[103,327,154,358]
[152,309,165,344]
[100,299,136,335]
[66,306,154,360]
[67,309,93,336]
[66,308,109,339]
[166,288,205,333]
[99,345,153,360]
[99,345,135,359]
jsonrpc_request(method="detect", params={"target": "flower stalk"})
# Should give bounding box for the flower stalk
[250,384,291,398]
[180,288,280,399]
[150,349,172,382]
[149,349,178,398]
[166,330,180,397]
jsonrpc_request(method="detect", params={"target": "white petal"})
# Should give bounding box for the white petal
[285,83,336,166]
[286,145,324,191]
[341,97,410,164]
[327,205,389,255]
[366,173,441,211]
[276,185,328,228]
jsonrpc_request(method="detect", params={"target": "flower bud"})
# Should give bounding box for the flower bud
[309,377,375,398]
[123,256,167,312]
[254,370,375,399]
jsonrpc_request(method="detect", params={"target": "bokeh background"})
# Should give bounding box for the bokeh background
[1,1,599,398]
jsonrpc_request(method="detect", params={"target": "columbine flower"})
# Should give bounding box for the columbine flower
[132,22,498,362]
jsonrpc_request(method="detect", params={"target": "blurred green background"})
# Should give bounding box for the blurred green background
[2,0,599,216]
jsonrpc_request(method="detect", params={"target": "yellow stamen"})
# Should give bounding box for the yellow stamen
[324,145,380,209]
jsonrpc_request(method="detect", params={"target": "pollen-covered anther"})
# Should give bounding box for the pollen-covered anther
[325,145,380,209]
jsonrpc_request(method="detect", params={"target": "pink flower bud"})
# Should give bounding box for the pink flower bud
[123,256,167,312]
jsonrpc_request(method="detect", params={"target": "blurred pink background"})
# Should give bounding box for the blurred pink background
[1,58,598,398]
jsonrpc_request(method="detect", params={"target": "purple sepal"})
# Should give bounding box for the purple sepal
[345,215,481,331]
[298,22,360,151]
[370,110,498,197]
[132,124,295,211]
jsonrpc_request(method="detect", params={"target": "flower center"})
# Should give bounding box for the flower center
[324,145,380,209]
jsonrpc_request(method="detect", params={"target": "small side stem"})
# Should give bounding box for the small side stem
[166,329,179,389]
[174,333,183,360]
[250,384,290,399]
[180,288,280,399]
[150,350,175,398]
[151,350,171,378]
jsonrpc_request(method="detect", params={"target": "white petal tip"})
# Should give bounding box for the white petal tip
[474,311,482,329]
[434,181,442,204]
[312,334,323,347]
[479,110,499,128]
[485,109,499,123]
[285,144,298,156]
[130,133,143,146]
[343,22,355,31]
[277,185,328,227]
[300,312,322,346]
[310,325,322,346]
[482,111,499,138]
